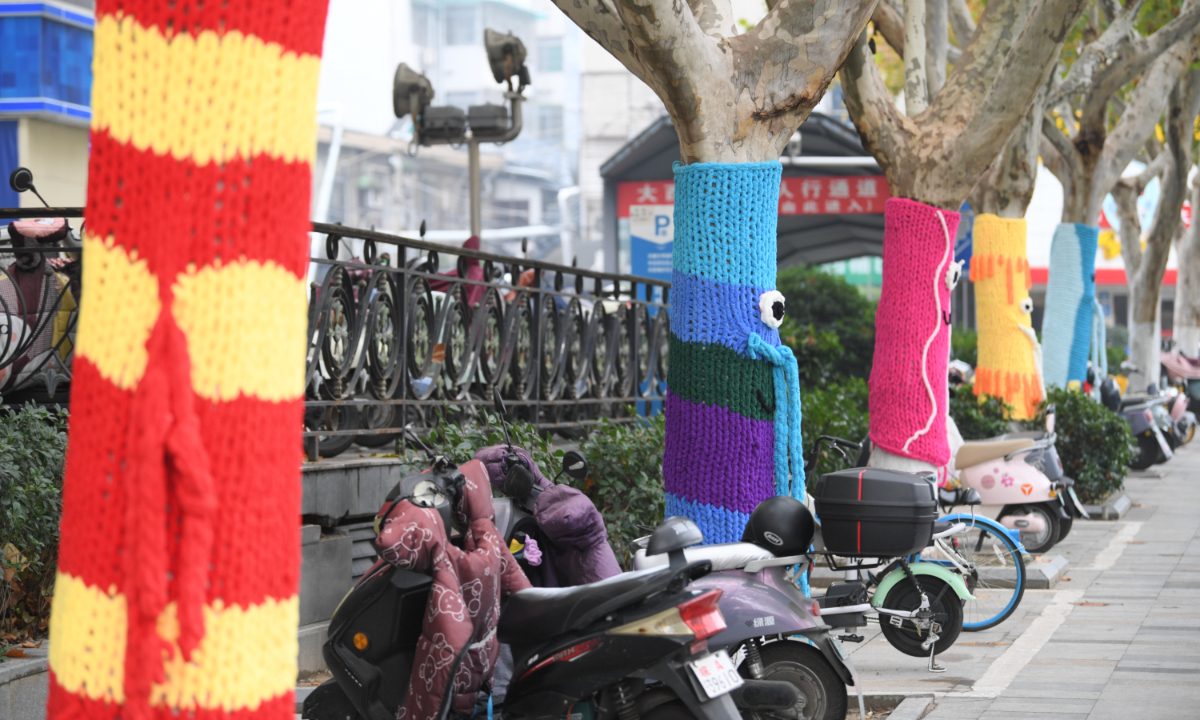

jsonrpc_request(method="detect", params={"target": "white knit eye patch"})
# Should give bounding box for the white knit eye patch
[759,290,786,329]
[945,260,964,292]
[1020,297,1034,315]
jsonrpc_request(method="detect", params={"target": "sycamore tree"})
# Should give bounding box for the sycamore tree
[838,0,1087,473]
[549,0,879,540]
[1109,69,1200,379]
[1178,166,1200,356]
[1038,1,1200,389]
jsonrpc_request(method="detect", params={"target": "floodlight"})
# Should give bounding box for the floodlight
[393,63,435,119]
[484,29,529,88]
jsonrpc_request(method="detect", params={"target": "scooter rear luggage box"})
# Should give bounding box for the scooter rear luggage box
[813,468,937,557]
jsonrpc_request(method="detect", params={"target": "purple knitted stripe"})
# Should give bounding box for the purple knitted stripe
[663,392,776,515]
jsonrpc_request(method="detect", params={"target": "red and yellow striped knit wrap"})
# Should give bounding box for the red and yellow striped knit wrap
[47,2,329,719]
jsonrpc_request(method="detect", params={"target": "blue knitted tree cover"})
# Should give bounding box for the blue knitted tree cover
[1041,223,1099,388]
[664,161,804,544]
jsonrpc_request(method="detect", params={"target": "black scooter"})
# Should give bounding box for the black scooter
[304,393,800,720]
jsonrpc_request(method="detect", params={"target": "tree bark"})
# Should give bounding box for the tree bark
[925,0,948,99]
[902,0,928,114]
[971,80,1049,219]
[842,0,1087,209]
[1177,173,1200,357]
[551,0,878,163]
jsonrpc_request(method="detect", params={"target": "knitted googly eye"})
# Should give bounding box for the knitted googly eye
[1020,297,1034,315]
[945,261,964,292]
[759,290,786,329]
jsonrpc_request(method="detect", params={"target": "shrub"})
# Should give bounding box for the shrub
[1025,388,1133,504]
[949,385,1011,439]
[1,403,69,645]
[801,377,870,484]
[951,328,978,368]
[777,265,875,384]
[406,409,666,568]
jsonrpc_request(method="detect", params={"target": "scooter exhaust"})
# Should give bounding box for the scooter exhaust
[1000,513,1045,534]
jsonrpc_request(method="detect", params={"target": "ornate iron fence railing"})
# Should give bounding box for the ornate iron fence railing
[0,209,671,459]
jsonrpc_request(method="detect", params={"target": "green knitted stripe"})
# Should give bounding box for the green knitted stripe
[667,334,775,422]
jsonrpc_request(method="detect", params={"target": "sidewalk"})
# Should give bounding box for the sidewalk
[844,440,1200,719]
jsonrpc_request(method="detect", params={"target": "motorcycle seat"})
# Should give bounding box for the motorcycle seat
[498,567,673,644]
[955,438,1035,469]
[630,542,776,573]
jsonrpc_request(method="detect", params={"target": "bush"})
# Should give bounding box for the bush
[777,265,875,384]
[1,403,69,645]
[949,386,1011,439]
[951,328,978,368]
[577,414,666,567]
[407,410,666,568]
[1027,387,1133,504]
[801,377,870,484]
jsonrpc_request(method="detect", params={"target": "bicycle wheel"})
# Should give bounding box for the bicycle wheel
[945,522,1026,631]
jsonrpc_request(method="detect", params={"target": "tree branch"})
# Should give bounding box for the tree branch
[550,0,638,74]
[872,0,905,54]
[931,0,1037,121]
[947,0,975,47]
[1046,0,1144,107]
[902,0,928,114]
[951,0,1089,179]
[926,0,948,99]
[839,28,912,189]
[1087,36,1199,223]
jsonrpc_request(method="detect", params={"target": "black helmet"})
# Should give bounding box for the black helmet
[1100,377,1121,412]
[741,496,815,557]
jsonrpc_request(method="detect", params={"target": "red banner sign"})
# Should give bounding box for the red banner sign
[777,175,891,216]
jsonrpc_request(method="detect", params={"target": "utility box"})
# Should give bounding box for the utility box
[468,104,509,135]
[421,106,467,142]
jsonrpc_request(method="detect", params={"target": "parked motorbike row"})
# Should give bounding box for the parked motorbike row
[304,391,1052,720]
[1109,355,1199,470]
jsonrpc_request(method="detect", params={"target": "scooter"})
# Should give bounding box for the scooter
[1101,376,1175,470]
[954,407,1086,554]
[305,401,800,720]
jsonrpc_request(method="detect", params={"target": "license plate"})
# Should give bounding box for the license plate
[687,650,744,700]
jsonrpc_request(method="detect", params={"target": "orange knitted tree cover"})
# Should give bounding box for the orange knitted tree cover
[47,2,329,718]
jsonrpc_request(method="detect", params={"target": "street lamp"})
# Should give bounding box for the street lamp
[393,29,530,237]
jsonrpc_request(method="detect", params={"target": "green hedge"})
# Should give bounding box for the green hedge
[1,404,68,646]
[1026,388,1133,504]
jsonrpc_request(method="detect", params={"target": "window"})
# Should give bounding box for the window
[539,39,562,73]
[491,200,529,228]
[0,17,92,106]
[445,7,477,46]
[537,105,563,142]
[412,4,433,46]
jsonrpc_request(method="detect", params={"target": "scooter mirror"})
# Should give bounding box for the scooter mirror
[560,450,588,481]
[9,167,33,193]
[492,386,508,420]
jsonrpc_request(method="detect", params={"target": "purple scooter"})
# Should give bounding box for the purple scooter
[633,503,865,720]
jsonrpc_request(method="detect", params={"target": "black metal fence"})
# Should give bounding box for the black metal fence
[0,209,671,459]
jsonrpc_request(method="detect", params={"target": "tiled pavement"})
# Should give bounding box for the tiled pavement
[842,441,1200,719]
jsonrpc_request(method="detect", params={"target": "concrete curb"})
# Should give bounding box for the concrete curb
[1026,554,1069,589]
[0,653,49,720]
[1083,491,1132,521]
[887,694,934,720]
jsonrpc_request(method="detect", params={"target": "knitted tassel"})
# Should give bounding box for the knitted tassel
[748,333,805,499]
[665,161,802,544]
[1041,223,1099,388]
[47,3,328,719]
[972,215,1043,420]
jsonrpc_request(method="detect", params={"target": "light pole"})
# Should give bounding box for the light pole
[393,29,530,238]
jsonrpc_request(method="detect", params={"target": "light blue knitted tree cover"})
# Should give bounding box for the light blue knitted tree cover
[1041,223,1099,388]
[664,160,804,545]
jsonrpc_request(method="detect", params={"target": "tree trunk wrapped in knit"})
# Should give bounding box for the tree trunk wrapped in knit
[869,199,961,474]
[1040,223,1099,389]
[970,215,1045,420]
[47,2,328,719]
[664,161,804,544]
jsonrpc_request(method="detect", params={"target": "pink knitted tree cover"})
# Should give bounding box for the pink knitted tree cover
[869,198,961,467]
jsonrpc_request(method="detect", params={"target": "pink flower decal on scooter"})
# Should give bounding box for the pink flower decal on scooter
[1001,475,1015,488]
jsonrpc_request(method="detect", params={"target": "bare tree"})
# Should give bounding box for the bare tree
[552,0,878,163]
[1040,1,1200,225]
[1110,69,1200,388]
[1177,171,1200,356]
